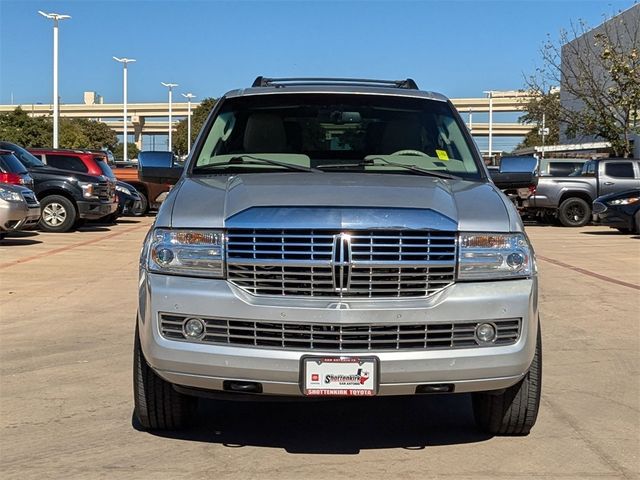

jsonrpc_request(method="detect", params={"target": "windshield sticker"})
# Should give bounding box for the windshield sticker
[436,150,450,161]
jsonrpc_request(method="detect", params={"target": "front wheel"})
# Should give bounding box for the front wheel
[39,195,77,232]
[472,324,542,435]
[558,197,591,227]
[133,324,197,430]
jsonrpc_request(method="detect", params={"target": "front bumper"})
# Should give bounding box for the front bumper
[0,201,40,232]
[592,203,635,230]
[138,273,539,396]
[77,200,117,219]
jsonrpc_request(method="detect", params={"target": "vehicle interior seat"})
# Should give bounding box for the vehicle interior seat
[243,113,287,153]
[380,119,424,154]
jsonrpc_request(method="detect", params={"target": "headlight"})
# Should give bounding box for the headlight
[0,187,23,202]
[148,228,224,278]
[458,232,535,280]
[78,181,99,199]
[608,196,639,206]
[116,185,132,196]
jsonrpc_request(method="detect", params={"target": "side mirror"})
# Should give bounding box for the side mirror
[138,151,183,184]
[490,156,538,189]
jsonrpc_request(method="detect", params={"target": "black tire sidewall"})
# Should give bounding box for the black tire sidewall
[39,195,77,232]
[559,198,590,227]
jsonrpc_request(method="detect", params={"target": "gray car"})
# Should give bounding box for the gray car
[134,77,541,436]
[0,183,40,240]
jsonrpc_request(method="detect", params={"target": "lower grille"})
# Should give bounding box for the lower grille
[160,314,521,351]
[21,192,39,206]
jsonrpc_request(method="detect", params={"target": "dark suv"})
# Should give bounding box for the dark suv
[0,142,117,232]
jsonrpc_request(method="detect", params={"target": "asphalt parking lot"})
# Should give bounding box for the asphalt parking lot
[1,218,638,480]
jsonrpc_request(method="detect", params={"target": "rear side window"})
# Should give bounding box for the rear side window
[604,162,635,178]
[46,154,89,173]
[547,162,583,177]
[94,156,116,179]
[0,153,28,174]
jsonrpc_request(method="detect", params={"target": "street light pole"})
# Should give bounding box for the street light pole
[161,82,178,152]
[181,93,196,155]
[113,57,136,161]
[38,11,71,149]
[484,90,494,161]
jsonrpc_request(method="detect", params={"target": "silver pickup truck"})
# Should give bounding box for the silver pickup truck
[526,158,640,226]
[134,77,541,436]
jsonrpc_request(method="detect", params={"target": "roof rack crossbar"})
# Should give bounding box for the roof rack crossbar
[252,77,419,90]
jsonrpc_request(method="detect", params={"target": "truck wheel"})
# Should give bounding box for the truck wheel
[133,325,196,430]
[39,195,77,233]
[635,211,640,235]
[558,198,591,227]
[473,323,542,436]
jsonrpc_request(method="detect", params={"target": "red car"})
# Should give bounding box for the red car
[28,148,115,179]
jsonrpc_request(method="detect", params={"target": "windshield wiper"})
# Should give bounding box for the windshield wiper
[317,157,460,179]
[194,155,322,173]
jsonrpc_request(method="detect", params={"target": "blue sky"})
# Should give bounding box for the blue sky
[0,0,635,106]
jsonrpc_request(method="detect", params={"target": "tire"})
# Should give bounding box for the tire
[558,197,591,227]
[0,232,6,240]
[132,193,147,216]
[137,192,150,215]
[473,323,542,436]
[133,324,197,430]
[39,195,77,233]
[635,211,640,235]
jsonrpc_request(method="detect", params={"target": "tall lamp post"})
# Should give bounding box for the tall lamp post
[181,93,196,154]
[38,11,71,149]
[113,57,136,161]
[161,82,178,152]
[483,90,494,162]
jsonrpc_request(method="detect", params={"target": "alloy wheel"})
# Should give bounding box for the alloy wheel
[43,202,67,226]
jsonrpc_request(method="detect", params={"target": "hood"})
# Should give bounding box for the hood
[161,172,520,232]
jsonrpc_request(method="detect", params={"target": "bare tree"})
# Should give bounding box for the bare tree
[525,6,640,157]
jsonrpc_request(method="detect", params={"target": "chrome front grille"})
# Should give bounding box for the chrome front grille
[95,181,114,201]
[160,314,521,351]
[226,229,457,297]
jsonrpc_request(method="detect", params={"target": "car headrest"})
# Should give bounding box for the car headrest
[243,113,287,153]
[380,119,423,154]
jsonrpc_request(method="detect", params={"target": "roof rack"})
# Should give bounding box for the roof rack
[251,77,419,90]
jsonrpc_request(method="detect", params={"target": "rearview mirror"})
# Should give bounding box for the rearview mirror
[138,151,183,184]
[490,156,538,190]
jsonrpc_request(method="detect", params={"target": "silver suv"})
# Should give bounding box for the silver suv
[134,77,541,435]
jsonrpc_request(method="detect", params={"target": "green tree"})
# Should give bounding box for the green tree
[0,107,52,147]
[65,118,118,150]
[113,142,140,160]
[525,11,640,157]
[173,97,217,155]
[516,90,561,150]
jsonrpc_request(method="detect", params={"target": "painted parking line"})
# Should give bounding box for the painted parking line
[0,223,149,270]
[537,255,640,291]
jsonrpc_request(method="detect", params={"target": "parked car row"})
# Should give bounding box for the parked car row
[0,141,147,240]
[490,156,640,233]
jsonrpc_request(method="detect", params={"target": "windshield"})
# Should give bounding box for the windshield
[0,142,44,168]
[193,94,482,179]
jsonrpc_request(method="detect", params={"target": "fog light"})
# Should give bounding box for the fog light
[183,317,205,339]
[475,322,497,344]
[506,252,525,269]
[154,247,174,266]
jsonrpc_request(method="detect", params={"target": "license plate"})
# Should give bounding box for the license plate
[302,356,378,396]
